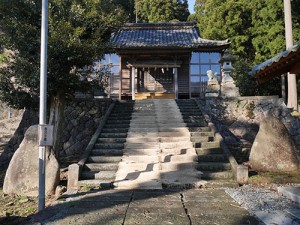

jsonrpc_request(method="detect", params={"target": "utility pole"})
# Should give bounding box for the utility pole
[284,0,298,110]
[39,0,49,211]
[135,0,138,23]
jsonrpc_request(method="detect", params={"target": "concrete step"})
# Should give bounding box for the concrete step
[81,171,116,180]
[87,156,122,163]
[102,128,129,133]
[78,179,114,188]
[200,141,221,149]
[94,143,124,149]
[160,141,194,149]
[126,137,158,143]
[161,148,196,155]
[97,138,126,143]
[183,120,205,125]
[196,162,232,171]
[125,143,160,149]
[99,133,127,138]
[91,149,123,156]
[196,147,224,155]
[161,154,197,163]
[190,131,214,137]
[189,127,211,132]
[201,171,234,180]
[182,115,205,120]
[104,124,130,128]
[106,120,131,124]
[109,113,132,117]
[198,154,228,162]
[83,163,118,171]
[191,136,214,142]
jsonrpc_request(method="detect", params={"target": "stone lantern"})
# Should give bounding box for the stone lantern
[219,50,240,97]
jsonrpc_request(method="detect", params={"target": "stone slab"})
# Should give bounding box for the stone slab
[278,186,300,205]
[254,210,300,225]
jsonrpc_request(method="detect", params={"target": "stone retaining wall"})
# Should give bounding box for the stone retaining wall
[198,96,300,163]
[60,98,111,162]
[0,98,112,168]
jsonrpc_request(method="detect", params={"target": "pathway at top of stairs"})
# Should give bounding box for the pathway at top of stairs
[114,99,204,189]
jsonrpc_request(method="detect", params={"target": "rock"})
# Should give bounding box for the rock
[3,125,60,197]
[249,115,299,172]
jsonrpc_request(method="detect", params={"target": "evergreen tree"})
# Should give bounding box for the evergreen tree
[195,0,253,57]
[194,0,300,96]
[0,0,128,157]
[135,0,189,22]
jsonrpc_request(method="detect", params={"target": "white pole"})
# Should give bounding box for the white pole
[39,0,49,211]
[284,0,297,110]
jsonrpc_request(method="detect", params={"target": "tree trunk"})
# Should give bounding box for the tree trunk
[49,90,65,162]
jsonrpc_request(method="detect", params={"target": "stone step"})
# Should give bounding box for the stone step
[200,141,221,149]
[104,124,130,128]
[102,128,129,133]
[190,136,214,142]
[182,116,205,121]
[99,133,127,138]
[161,148,196,155]
[158,132,190,137]
[190,131,214,137]
[83,163,118,171]
[196,147,224,155]
[109,113,132,117]
[189,127,211,132]
[125,143,160,149]
[185,122,208,127]
[87,156,122,163]
[161,154,197,163]
[160,141,194,149]
[81,171,116,180]
[97,138,126,143]
[105,120,131,124]
[196,162,232,171]
[198,154,228,162]
[94,143,124,149]
[78,179,114,189]
[201,171,234,180]
[126,137,159,143]
[91,149,123,156]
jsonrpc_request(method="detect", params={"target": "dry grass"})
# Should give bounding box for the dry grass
[248,171,300,185]
[0,169,38,225]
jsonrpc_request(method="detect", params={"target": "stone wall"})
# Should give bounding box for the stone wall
[60,98,111,163]
[198,96,300,163]
[0,98,112,168]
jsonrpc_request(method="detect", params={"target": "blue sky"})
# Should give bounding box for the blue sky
[188,0,195,14]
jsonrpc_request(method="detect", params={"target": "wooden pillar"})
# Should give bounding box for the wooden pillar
[119,70,122,101]
[131,67,135,100]
[174,68,178,99]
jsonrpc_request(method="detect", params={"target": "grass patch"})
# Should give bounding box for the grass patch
[249,171,300,185]
[0,169,38,224]
[291,111,300,117]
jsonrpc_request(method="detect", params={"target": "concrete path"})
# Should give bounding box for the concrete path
[27,188,260,225]
[114,100,204,189]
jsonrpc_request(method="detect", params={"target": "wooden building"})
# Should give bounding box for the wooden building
[102,22,230,100]
[250,40,300,83]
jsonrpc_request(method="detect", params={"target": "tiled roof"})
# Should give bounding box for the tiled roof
[249,40,300,83]
[111,22,230,50]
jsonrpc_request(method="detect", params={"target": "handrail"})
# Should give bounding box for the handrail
[78,100,116,167]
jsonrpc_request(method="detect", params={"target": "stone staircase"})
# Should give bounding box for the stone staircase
[114,99,204,189]
[78,101,134,188]
[78,99,234,190]
[176,99,234,182]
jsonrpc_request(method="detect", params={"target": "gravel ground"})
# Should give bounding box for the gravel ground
[225,185,300,213]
